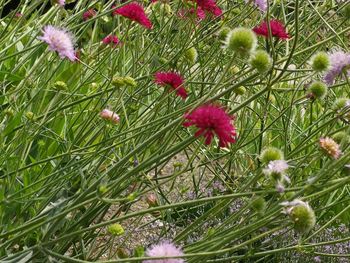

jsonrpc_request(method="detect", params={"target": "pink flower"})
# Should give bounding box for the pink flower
[178,7,206,21]
[56,0,65,6]
[319,137,342,159]
[154,72,188,99]
[38,25,76,61]
[143,241,184,263]
[83,9,96,21]
[245,0,267,12]
[253,20,290,40]
[192,0,222,17]
[102,35,120,47]
[15,13,23,18]
[113,2,152,29]
[100,109,120,124]
[324,50,350,85]
[183,104,237,147]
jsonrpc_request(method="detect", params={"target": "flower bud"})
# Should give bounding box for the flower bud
[123,77,137,88]
[249,50,272,74]
[25,111,34,120]
[108,224,125,236]
[233,86,246,95]
[251,196,266,214]
[145,193,158,207]
[53,81,68,91]
[226,27,257,56]
[112,76,125,87]
[100,109,120,124]
[260,147,284,164]
[184,47,198,64]
[308,81,327,99]
[310,52,330,72]
[282,200,316,233]
[218,26,231,41]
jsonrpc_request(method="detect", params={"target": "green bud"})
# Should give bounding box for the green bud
[229,65,240,75]
[249,50,272,74]
[108,224,125,236]
[25,111,34,120]
[251,196,266,213]
[123,77,137,88]
[260,147,284,163]
[54,81,68,91]
[184,47,198,64]
[310,52,330,72]
[226,27,257,56]
[218,26,231,41]
[289,202,316,233]
[112,76,125,87]
[98,185,108,195]
[333,98,350,111]
[233,86,246,95]
[309,81,327,99]
[4,108,14,117]
[127,192,138,201]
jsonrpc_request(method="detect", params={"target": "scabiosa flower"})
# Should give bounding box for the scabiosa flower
[324,50,350,85]
[102,35,120,47]
[191,0,222,17]
[183,104,237,148]
[113,2,152,29]
[143,241,185,263]
[38,25,76,61]
[319,137,342,159]
[55,0,65,6]
[83,9,96,21]
[253,20,290,40]
[154,72,188,99]
[100,109,120,124]
[263,160,289,178]
[245,0,267,12]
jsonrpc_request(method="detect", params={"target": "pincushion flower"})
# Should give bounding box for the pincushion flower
[56,0,65,6]
[253,20,290,40]
[263,160,289,177]
[324,50,350,85]
[83,9,96,21]
[154,72,188,99]
[143,241,185,263]
[245,0,267,12]
[38,25,76,61]
[113,2,152,29]
[183,104,237,147]
[100,109,120,124]
[102,35,120,47]
[191,0,222,17]
[319,137,342,159]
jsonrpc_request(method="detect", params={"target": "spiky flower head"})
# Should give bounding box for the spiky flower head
[226,27,257,56]
[319,137,342,159]
[310,52,330,72]
[281,199,316,233]
[260,147,284,164]
[249,49,272,74]
[143,241,185,263]
[324,50,350,85]
[218,26,231,41]
[38,25,76,61]
[184,47,198,64]
[308,81,327,100]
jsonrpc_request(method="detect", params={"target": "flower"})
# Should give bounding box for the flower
[102,35,120,47]
[100,109,120,124]
[113,2,152,29]
[226,27,257,56]
[143,241,184,263]
[83,9,96,21]
[253,20,290,40]
[263,160,289,177]
[324,50,350,85]
[38,25,76,61]
[245,0,267,12]
[154,72,188,99]
[183,104,237,147]
[191,0,222,17]
[56,0,65,6]
[319,137,342,159]
[178,7,206,22]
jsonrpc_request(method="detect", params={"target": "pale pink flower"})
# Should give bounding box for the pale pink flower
[56,0,65,6]
[319,137,342,159]
[143,241,185,263]
[100,109,120,124]
[38,25,76,61]
[245,0,267,12]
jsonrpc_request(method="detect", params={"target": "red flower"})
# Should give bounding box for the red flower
[102,35,120,47]
[112,2,152,29]
[183,104,237,147]
[253,20,290,40]
[192,0,222,17]
[83,9,96,21]
[154,72,188,99]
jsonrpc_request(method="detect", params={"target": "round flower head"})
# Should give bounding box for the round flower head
[218,26,231,42]
[308,81,327,100]
[100,109,120,124]
[154,72,188,99]
[281,199,316,234]
[259,147,284,163]
[83,9,96,21]
[143,241,185,263]
[183,104,237,148]
[310,52,330,72]
[324,50,350,85]
[102,35,120,47]
[319,137,342,159]
[38,25,76,61]
[245,0,267,12]
[226,27,257,56]
[184,47,198,65]
[193,0,222,17]
[253,20,290,40]
[113,2,152,29]
[263,160,289,180]
[249,49,272,73]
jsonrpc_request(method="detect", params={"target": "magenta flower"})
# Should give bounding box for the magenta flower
[245,0,267,12]
[83,9,96,21]
[192,0,222,17]
[113,2,152,29]
[38,25,76,61]
[324,50,350,85]
[154,72,188,99]
[253,20,290,40]
[183,104,237,147]
[100,109,120,124]
[102,35,120,47]
[143,241,185,263]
